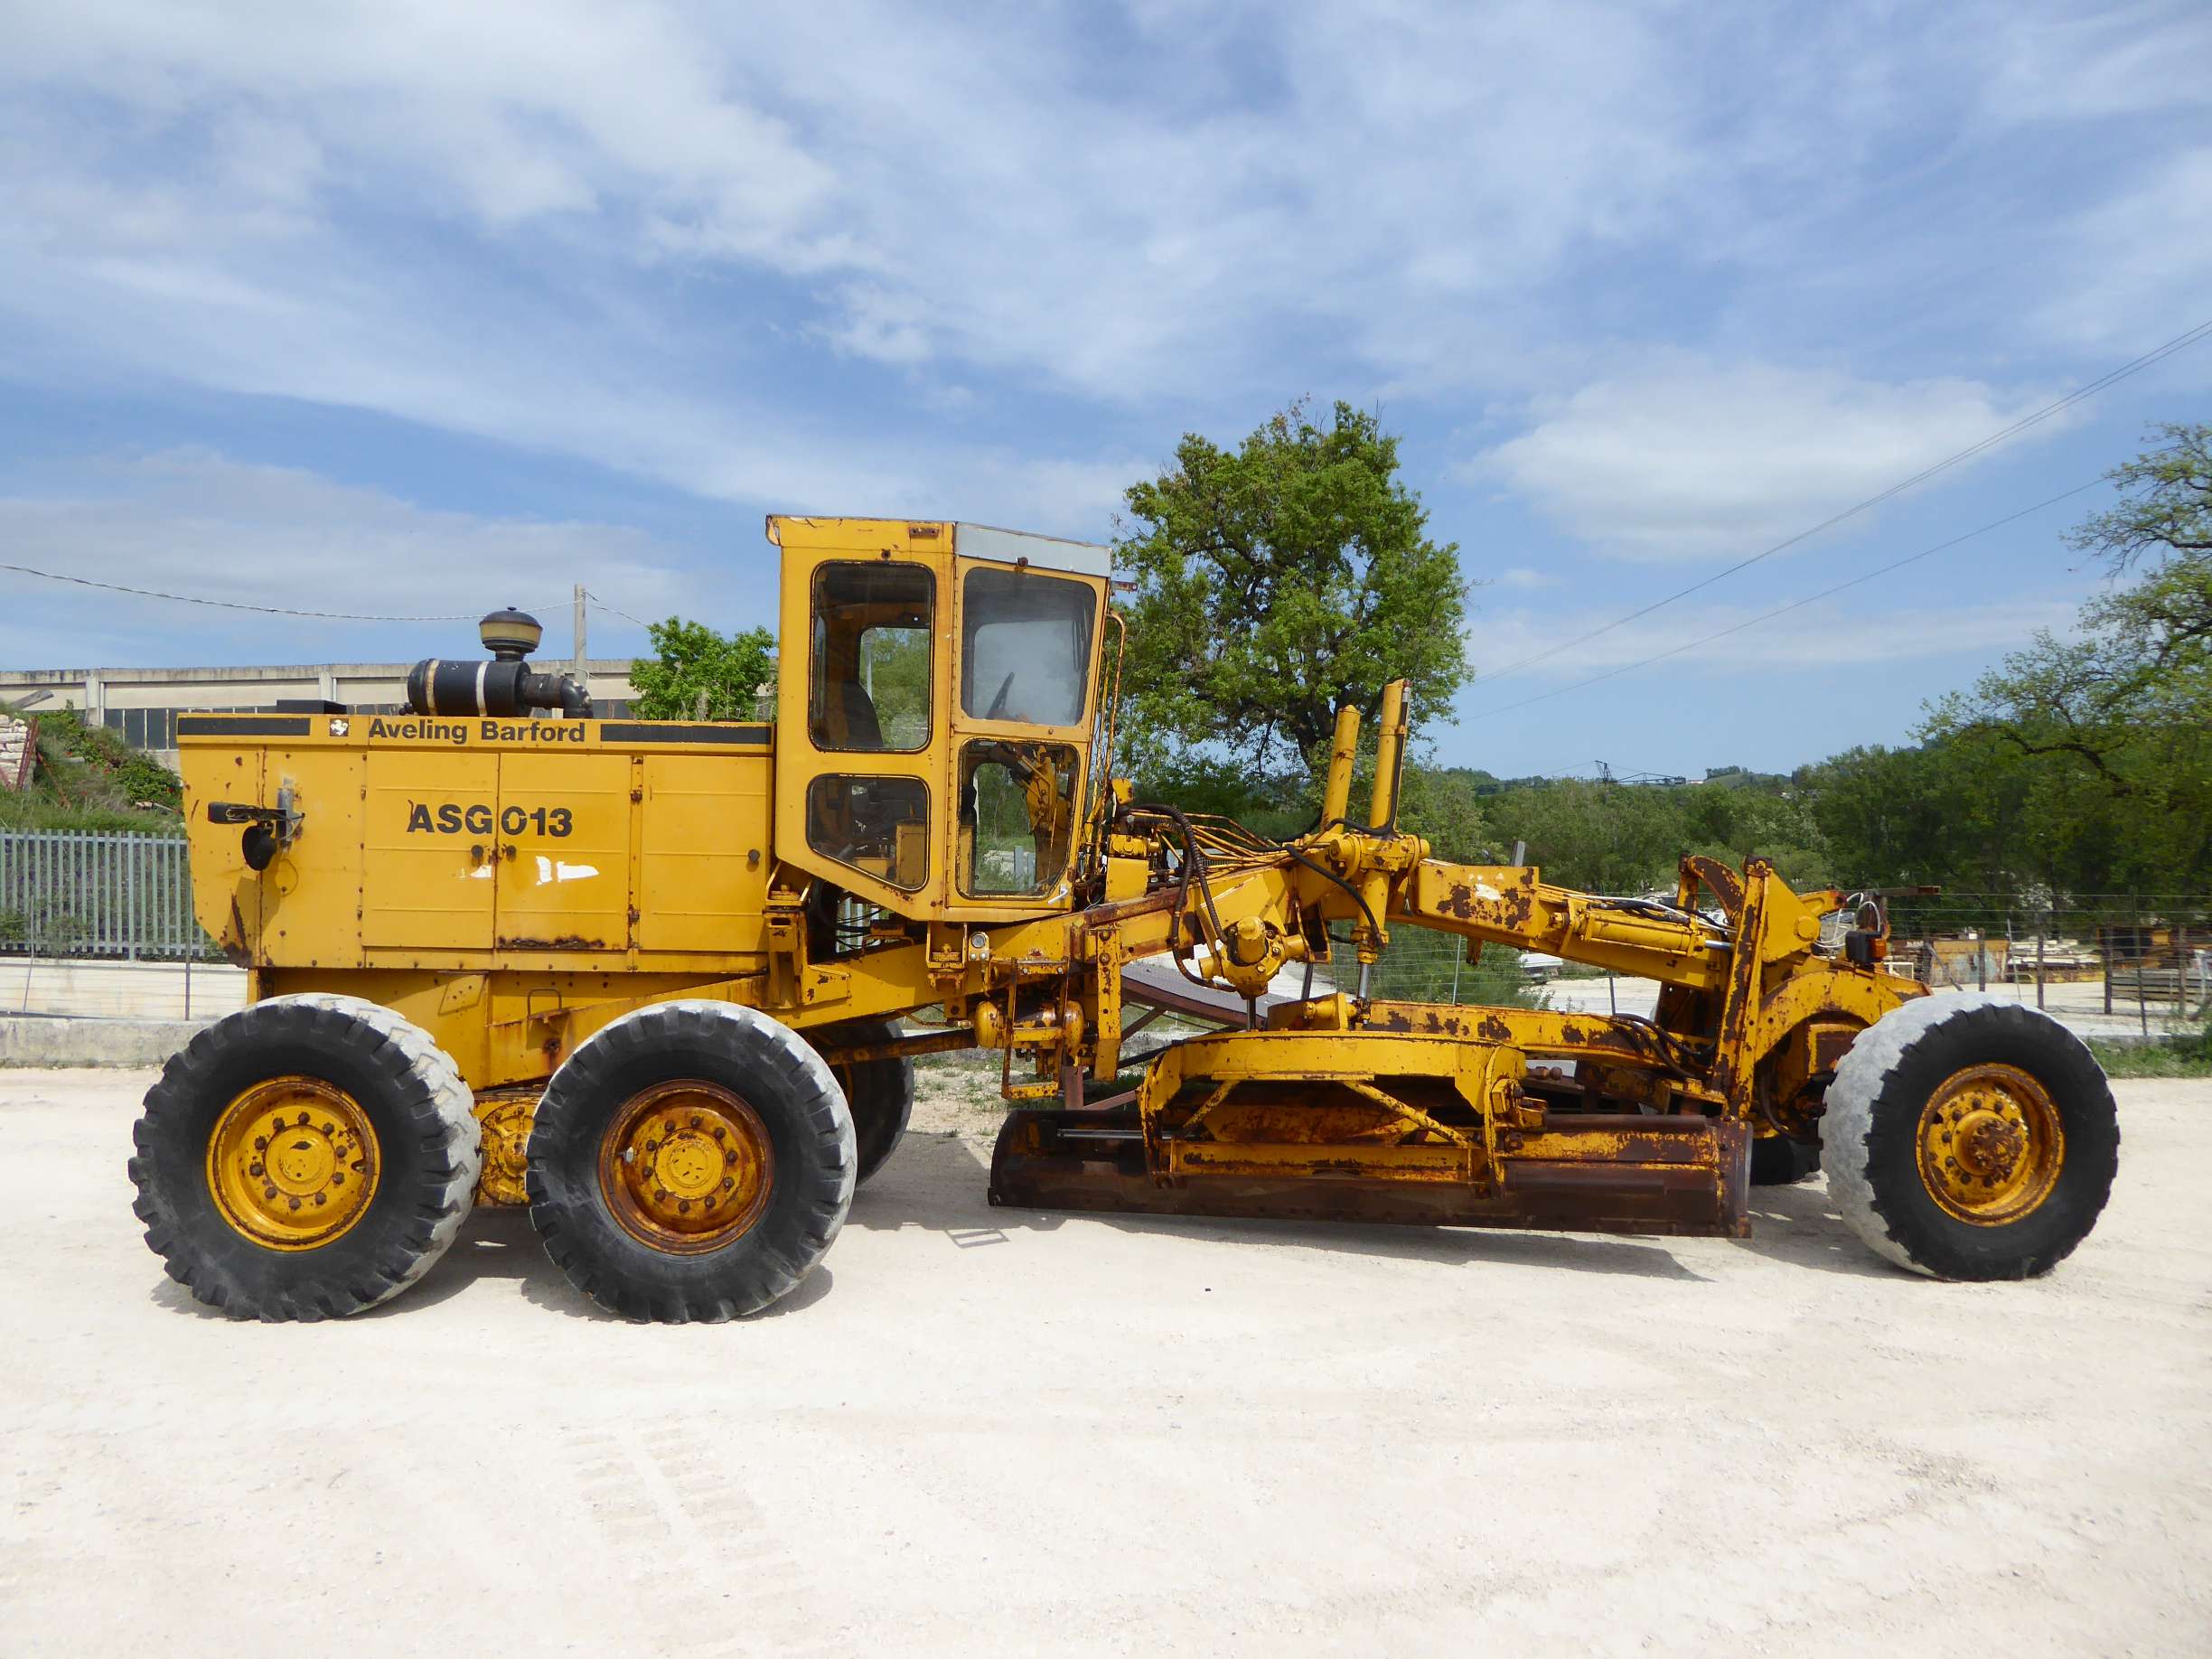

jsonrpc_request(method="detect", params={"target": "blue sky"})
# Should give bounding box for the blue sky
[1,0,2207,777]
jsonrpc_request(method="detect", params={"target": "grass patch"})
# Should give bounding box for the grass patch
[2089,1024,2212,1079]
[0,708,183,834]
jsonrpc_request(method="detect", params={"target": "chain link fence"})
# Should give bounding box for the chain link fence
[0,830,214,961]
[1311,895,2212,1038]
[1880,895,2211,1036]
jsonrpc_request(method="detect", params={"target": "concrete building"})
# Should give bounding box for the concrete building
[0,661,642,768]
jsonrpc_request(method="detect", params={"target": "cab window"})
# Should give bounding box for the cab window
[960,567,1094,727]
[810,562,933,753]
[806,775,929,891]
[958,740,1080,898]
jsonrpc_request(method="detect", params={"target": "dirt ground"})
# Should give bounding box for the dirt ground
[3,1066,2207,1658]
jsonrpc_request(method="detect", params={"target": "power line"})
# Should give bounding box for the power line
[585,590,654,629]
[1470,314,2212,689]
[1467,476,2108,718]
[0,558,543,623]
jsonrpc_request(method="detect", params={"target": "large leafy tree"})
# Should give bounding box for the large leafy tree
[629,618,777,721]
[1115,401,1471,790]
[1924,422,2212,895]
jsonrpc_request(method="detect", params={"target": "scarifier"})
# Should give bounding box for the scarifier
[128,517,2119,1320]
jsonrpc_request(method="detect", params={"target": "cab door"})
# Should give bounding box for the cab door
[771,521,951,916]
[941,552,1106,923]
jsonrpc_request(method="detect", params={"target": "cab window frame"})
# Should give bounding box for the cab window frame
[807,559,935,755]
[957,566,1097,730]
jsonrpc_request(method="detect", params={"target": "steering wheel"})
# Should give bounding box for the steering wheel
[984,670,1016,721]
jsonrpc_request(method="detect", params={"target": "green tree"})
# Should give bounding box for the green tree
[1115,401,1472,794]
[1922,422,2212,895]
[629,618,776,721]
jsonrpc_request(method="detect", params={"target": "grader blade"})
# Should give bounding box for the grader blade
[988,1108,1751,1238]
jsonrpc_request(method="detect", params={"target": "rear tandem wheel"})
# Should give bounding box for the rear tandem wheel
[526,1001,857,1321]
[811,1017,915,1186]
[127,994,481,1320]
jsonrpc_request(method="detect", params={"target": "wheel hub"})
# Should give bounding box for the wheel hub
[206,1076,380,1251]
[1916,1063,2064,1225]
[473,1095,535,1206]
[598,1081,773,1252]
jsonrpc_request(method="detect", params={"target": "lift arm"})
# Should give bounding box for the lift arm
[1387,860,1731,995]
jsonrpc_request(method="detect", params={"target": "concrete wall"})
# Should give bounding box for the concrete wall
[0,958,248,1020]
[0,1016,211,1066]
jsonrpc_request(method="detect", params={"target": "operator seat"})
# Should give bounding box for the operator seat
[832,679,884,750]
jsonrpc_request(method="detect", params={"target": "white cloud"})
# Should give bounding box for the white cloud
[1981,9,2212,124]
[2034,148,2212,351]
[0,0,2201,548]
[0,450,690,664]
[1469,360,2058,561]
[0,445,1141,670]
[1462,595,2077,697]
[1493,567,1559,590]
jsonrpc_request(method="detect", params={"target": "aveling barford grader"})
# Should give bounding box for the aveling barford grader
[129,517,2119,1320]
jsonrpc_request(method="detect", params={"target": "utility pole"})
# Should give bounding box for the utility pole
[572,585,587,699]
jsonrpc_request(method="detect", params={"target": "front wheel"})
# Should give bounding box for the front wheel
[1825,995,2118,1279]
[526,1001,855,1321]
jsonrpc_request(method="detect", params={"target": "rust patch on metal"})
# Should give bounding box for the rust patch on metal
[1812,1024,1857,1072]
[1682,855,1745,918]
[497,934,606,951]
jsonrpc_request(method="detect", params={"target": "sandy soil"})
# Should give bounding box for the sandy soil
[3,1066,2207,1657]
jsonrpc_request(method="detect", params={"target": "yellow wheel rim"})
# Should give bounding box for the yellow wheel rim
[597,1081,773,1253]
[206,1076,380,1251]
[1916,1063,2064,1226]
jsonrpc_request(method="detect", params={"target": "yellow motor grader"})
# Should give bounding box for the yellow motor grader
[130,517,2119,1321]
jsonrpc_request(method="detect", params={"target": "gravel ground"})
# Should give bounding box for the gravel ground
[3,1065,2207,1657]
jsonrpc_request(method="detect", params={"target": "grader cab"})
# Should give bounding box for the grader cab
[129,517,2118,1323]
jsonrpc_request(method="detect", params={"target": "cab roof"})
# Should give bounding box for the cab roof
[764,516,1111,579]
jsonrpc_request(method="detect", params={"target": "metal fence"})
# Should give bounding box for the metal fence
[0,830,213,961]
[1317,894,2212,1036]
[0,827,2207,1036]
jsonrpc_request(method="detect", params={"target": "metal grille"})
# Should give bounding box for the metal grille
[0,831,213,960]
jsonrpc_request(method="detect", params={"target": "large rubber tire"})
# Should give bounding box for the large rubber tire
[526,1001,855,1321]
[128,994,481,1320]
[1826,994,2118,1279]
[1749,1134,1822,1186]
[811,1018,914,1186]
